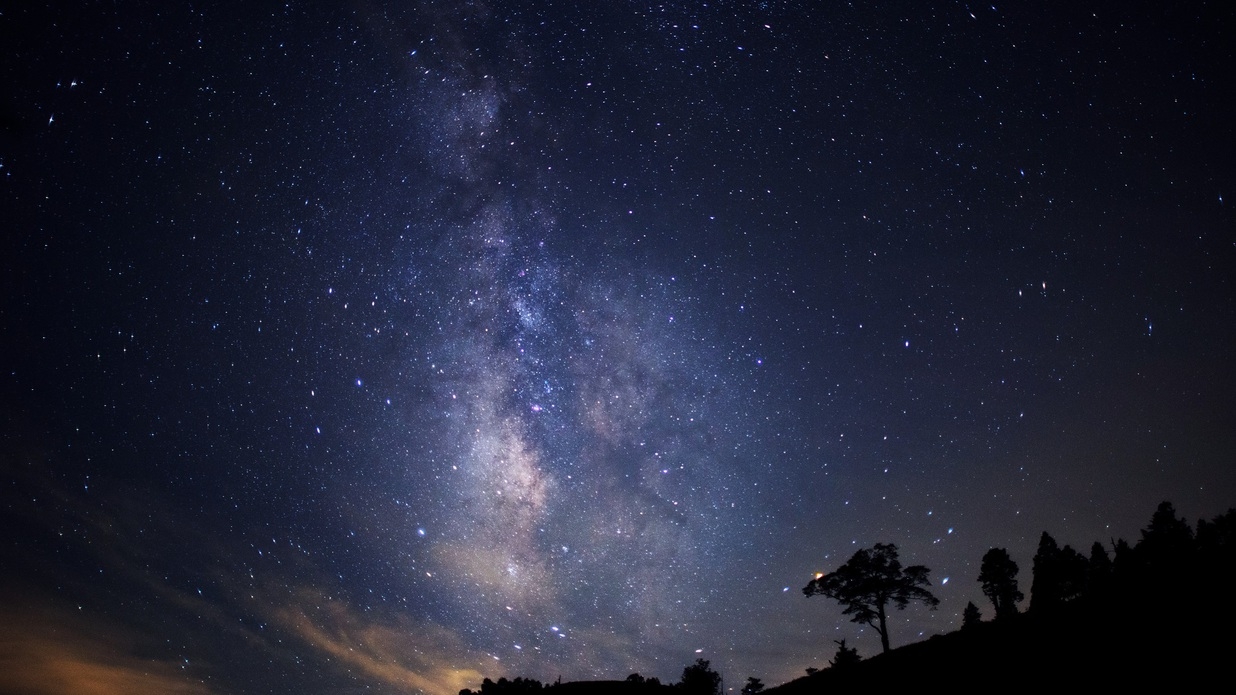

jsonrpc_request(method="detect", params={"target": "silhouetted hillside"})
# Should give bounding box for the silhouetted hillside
[772,502,1236,691]
[464,503,1236,694]
[769,596,1233,692]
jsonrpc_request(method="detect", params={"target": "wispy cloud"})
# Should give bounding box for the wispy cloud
[272,588,488,695]
[0,600,216,695]
[3,461,496,695]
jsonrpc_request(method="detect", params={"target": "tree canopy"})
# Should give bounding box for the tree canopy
[1031,532,1088,611]
[961,601,982,630]
[803,542,939,653]
[829,639,861,670]
[978,547,1023,619]
[679,659,722,695]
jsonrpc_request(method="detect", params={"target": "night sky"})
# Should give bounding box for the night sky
[3,2,1234,694]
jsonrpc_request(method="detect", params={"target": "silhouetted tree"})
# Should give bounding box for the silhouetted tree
[803,542,940,653]
[978,547,1023,619]
[1058,544,1088,601]
[624,674,664,692]
[741,677,764,695]
[679,659,721,695]
[1142,501,1193,544]
[1197,509,1236,566]
[1030,532,1061,610]
[1196,508,1236,592]
[1111,537,1134,577]
[1196,509,1236,554]
[1087,541,1113,594]
[1031,531,1089,610]
[1139,501,1194,568]
[962,600,982,630]
[464,677,544,695]
[804,668,819,676]
[829,639,861,670]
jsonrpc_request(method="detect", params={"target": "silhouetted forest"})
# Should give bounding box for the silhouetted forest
[460,660,724,695]
[462,501,1236,694]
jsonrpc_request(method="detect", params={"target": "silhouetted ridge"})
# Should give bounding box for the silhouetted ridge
[463,502,1236,695]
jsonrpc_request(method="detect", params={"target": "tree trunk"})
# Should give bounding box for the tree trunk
[877,600,890,653]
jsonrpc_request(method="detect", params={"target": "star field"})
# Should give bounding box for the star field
[2,2,1234,694]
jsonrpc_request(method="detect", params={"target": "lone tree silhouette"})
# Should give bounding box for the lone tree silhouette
[829,639,861,670]
[961,600,982,630]
[1139,501,1194,566]
[679,659,722,695]
[978,547,1023,619]
[803,542,939,653]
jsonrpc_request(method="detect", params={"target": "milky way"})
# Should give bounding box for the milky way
[385,40,771,673]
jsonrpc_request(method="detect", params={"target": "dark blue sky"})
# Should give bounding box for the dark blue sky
[3,2,1233,694]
